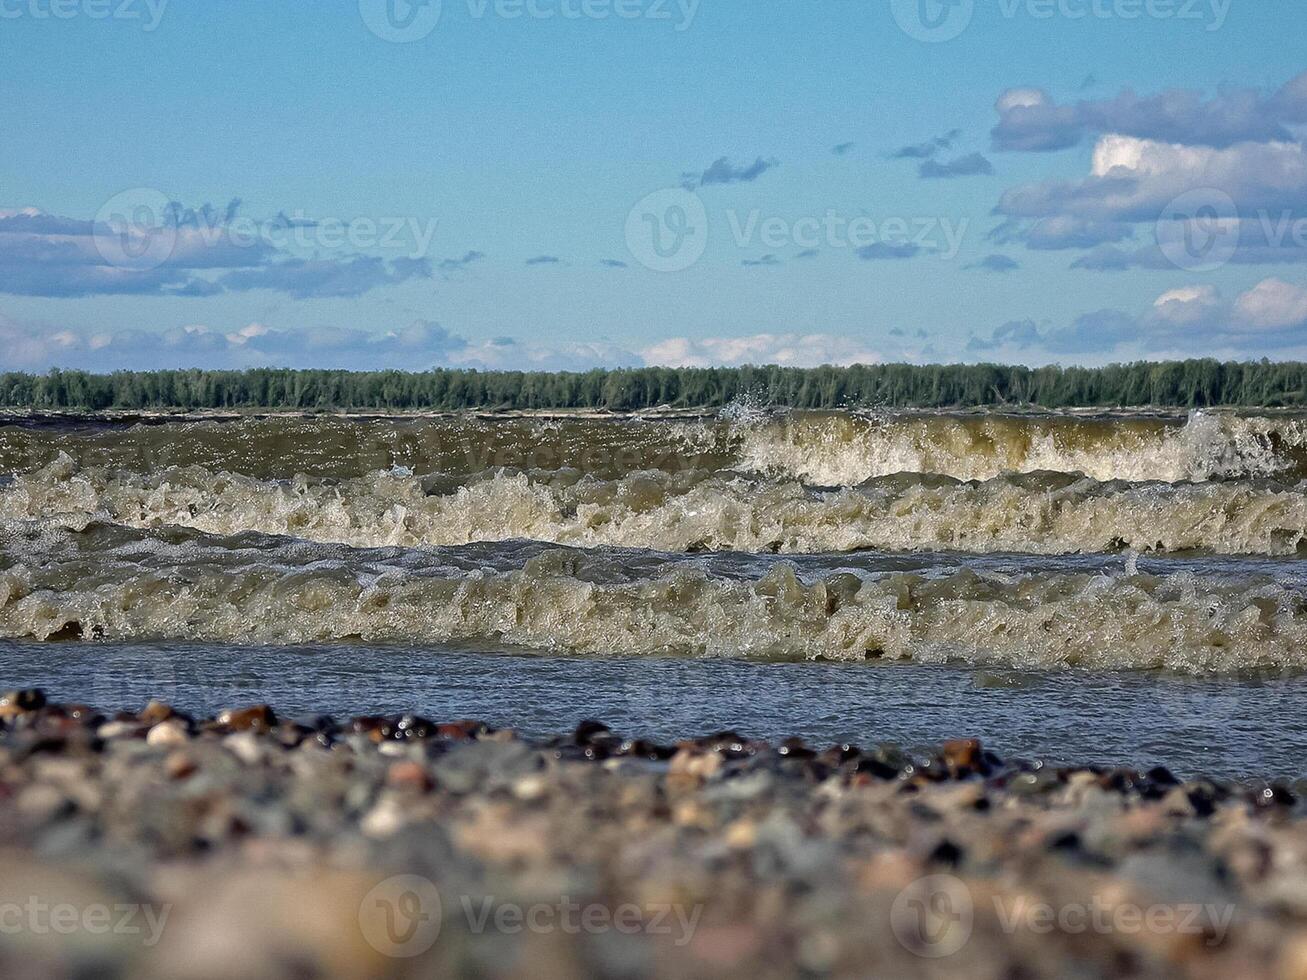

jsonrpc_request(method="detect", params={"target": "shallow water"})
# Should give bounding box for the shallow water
[4,409,1307,775]
[0,640,1301,780]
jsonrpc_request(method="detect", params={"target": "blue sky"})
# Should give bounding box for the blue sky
[3,0,1307,369]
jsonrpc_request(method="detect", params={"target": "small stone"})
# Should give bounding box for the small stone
[138,700,177,726]
[224,732,265,766]
[512,775,548,801]
[392,714,435,740]
[0,689,46,721]
[360,794,409,838]
[669,746,724,786]
[274,724,312,748]
[386,760,434,792]
[216,705,277,733]
[941,738,983,775]
[97,720,144,740]
[574,719,611,745]
[724,819,757,849]
[0,688,46,713]
[147,718,190,748]
[1161,785,1196,817]
[436,720,484,741]
[165,751,198,780]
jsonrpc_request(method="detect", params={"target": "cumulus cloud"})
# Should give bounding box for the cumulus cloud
[525,255,563,266]
[993,133,1307,264]
[0,318,470,371]
[831,142,856,156]
[1233,277,1307,331]
[640,332,884,368]
[1069,215,1307,270]
[680,157,778,190]
[0,316,651,373]
[0,204,271,298]
[984,70,1307,267]
[991,71,1307,153]
[967,277,1307,361]
[0,201,437,299]
[918,152,994,179]
[0,317,917,373]
[1004,136,1307,221]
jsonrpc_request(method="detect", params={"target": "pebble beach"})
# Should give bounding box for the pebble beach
[3,691,1307,979]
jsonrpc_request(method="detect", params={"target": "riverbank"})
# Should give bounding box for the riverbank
[2,693,1305,978]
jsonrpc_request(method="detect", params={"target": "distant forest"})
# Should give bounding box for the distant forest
[2,360,1307,411]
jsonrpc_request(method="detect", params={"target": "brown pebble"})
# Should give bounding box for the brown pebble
[138,700,176,726]
[436,720,482,741]
[386,760,435,793]
[165,751,198,780]
[216,705,278,733]
[941,738,983,775]
[0,689,47,720]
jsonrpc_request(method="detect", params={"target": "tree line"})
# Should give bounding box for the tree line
[2,360,1306,411]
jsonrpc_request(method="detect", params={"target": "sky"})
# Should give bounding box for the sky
[3,0,1307,371]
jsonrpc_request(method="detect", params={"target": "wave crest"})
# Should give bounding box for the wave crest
[734,410,1307,484]
[1,521,1304,672]
[7,455,1307,556]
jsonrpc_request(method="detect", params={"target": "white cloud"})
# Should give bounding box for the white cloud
[1233,278,1307,331]
[640,333,884,368]
[997,88,1050,113]
[968,277,1307,363]
[1151,284,1223,326]
[0,317,906,373]
[990,70,1307,266]
[992,72,1307,153]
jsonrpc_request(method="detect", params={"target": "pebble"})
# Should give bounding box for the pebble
[386,760,434,793]
[147,718,191,748]
[215,705,277,733]
[0,698,1303,980]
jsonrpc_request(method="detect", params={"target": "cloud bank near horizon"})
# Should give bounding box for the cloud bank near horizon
[0,317,941,373]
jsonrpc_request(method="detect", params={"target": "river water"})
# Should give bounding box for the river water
[3,408,1306,777]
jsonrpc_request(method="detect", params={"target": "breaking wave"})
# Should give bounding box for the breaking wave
[1,520,1304,672]
[7,454,1307,556]
[4,409,1307,484]
[735,410,1307,484]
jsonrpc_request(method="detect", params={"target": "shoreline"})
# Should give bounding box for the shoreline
[0,404,1297,423]
[2,692,1304,977]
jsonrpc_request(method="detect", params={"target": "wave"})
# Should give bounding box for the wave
[8,454,1307,556]
[1,520,1305,672]
[5,410,1307,485]
[734,410,1307,484]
